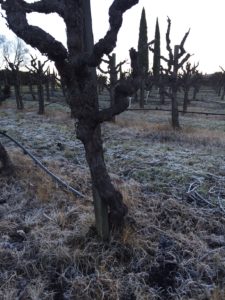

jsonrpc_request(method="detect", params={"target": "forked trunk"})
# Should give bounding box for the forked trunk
[63,0,128,237]
[1,0,140,240]
[68,72,128,239]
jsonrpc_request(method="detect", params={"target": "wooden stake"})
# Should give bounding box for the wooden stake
[93,187,110,241]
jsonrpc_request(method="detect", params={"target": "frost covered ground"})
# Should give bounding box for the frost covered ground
[1,94,225,299]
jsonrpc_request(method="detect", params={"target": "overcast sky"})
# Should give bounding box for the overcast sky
[0,0,224,74]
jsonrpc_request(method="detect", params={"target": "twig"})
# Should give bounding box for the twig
[0,272,17,289]
[187,181,199,193]
[206,172,225,181]
[43,212,55,222]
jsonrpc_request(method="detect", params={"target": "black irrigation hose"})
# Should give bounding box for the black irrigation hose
[0,131,85,198]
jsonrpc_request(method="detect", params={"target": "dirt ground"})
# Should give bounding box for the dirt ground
[1,88,225,299]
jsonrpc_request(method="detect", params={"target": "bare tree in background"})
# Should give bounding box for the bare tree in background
[97,74,107,94]
[192,70,202,101]
[150,17,191,129]
[0,35,11,102]
[3,37,29,109]
[181,62,199,113]
[0,0,140,239]
[98,53,126,122]
[26,55,49,114]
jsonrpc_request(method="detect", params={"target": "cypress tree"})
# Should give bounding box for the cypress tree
[138,8,149,73]
[153,18,161,81]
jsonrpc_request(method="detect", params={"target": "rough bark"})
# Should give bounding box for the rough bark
[0,0,140,233]
[0,142,13,174]
[77,124,128,226]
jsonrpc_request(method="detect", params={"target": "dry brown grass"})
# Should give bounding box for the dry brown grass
[1,93,225,299]
[116,112,225,149]
[116,115,167,131]
[44,108,72,124]
[1,148,225,299]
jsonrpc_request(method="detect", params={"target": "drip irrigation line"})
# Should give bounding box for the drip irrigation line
[32,100,225,116]
[127,108,225,116]
[0,131,85,198]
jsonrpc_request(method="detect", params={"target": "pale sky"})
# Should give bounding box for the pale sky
[0,0,224,74]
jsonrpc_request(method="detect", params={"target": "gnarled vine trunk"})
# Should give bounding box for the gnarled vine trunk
[1,0,139,239]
